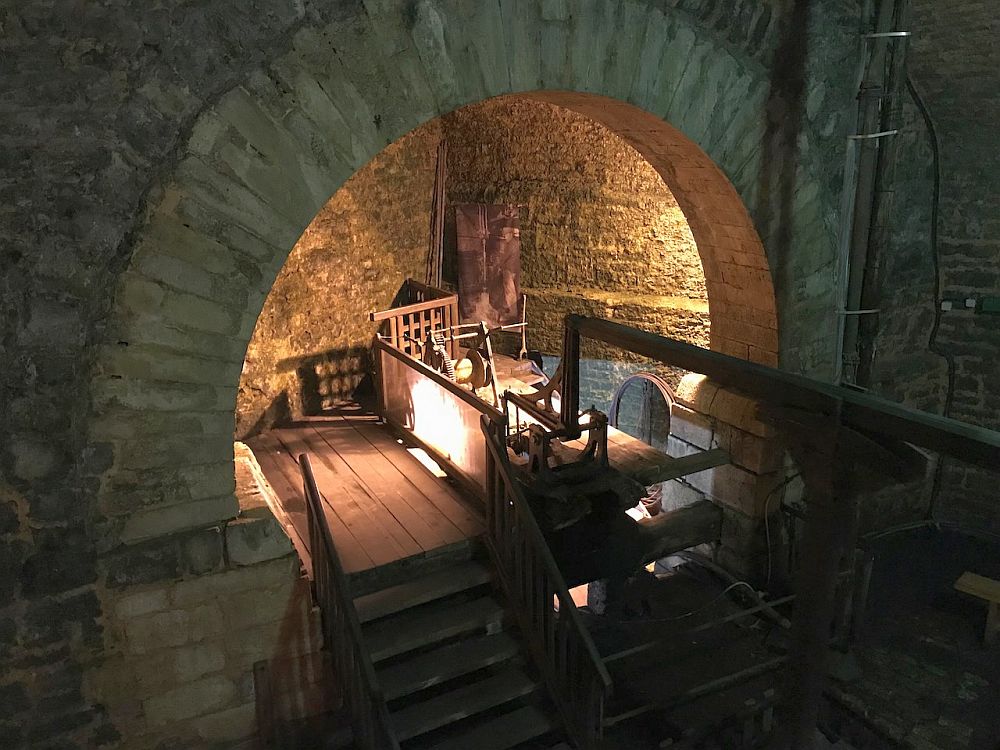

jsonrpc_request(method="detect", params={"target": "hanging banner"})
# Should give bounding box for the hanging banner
[455,203,522,326]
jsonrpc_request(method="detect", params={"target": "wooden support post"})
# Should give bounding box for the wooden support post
[560,317,581,438]
[767,404,857,750]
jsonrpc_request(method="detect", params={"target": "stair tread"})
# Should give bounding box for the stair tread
[355,560,492,624]
[365,595,505,663]
[391,665,540,741]
[424,704,559,750]
[379,632,520,701]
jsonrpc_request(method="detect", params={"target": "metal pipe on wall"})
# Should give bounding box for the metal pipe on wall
[836,0,911,387]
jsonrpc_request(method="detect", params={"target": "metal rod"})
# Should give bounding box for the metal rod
[848,129,899,139]
[602,593,799,665]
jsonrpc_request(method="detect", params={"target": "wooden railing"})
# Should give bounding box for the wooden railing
[299,455,400,750]
[370,278,460,360]
[480,418,612,748]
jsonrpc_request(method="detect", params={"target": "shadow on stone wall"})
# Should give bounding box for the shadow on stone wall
[241,346,374,438]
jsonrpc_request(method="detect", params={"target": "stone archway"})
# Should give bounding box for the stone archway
[92,0,837,545]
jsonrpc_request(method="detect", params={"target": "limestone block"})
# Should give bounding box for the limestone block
[664,39,720,141]
[705,386,775,438]
[127,610,190,655]
[674,373,719,414]
[110,312,247,364]
[409,0,461,109]
[669,403,714,450]
[159,288,241,337]
[225,613,322,669]
[187,602,227,643]
[115,588,169,619]
[630,7,670,105]
[8,437,57,481]
[182,526,227,577]
[713,423,784,475]
[225,508,293,567]
[143,674,236,725]
[116,433,234,472]
[120,496,237,544]
[648,19,696,117]
[99,343,242,386]
[193,701,256,743]
[684,461,785,519]
[499,0,542,91]
[135,252,215,300]
[170,556,300,608]
[174,642,226,683]
[221,579,309,632]
[452,0,509,96]
[173,166,300,252]
[659,479,706,513]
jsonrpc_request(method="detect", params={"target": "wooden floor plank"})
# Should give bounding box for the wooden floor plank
[250,433,374,574]
[332,416,478,541]
[276,428,422,567]
[310,422,465,551]
[246,437,313,573]
[350,421,484,538]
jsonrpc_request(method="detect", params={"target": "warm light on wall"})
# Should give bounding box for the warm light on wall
[409,376,473,466]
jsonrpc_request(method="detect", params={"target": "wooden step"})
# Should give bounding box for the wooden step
[379,632,520,701]
[391,666,540,741]
[365,595,505,663]
[355,560,492,624]
[424,704,559,750]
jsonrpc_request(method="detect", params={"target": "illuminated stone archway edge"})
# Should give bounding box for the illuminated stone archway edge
[93,0,837,543]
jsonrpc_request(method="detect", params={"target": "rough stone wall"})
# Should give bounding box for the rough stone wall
[869,2,1000,532]
[89,556,330,748]
[237,95,710,436]
[236,127,435,438]
[2,4,347,747]
[0,2,861,747]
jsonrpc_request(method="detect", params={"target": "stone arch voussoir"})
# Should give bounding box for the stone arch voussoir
[95,0,835,542]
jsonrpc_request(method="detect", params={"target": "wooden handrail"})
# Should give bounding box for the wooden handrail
[299,455,400,750]
[480,418,612,748]
[369,279,460,360]
[562,315,1000,467]
[374,338,506,422]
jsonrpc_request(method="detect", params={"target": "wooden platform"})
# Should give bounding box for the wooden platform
[511,424,730,488]
[246,406,484,579]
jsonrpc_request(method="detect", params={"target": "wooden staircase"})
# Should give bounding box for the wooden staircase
[352,550,568,749]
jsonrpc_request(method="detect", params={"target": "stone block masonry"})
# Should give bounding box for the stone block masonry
[666,374,794,585]
[91,555,330,748]
[869,0,1000,534]
[0,1,865,746]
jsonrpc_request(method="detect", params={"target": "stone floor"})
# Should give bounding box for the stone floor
[830,526,1000,750]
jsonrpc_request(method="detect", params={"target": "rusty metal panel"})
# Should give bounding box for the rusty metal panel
[455,204,522,326]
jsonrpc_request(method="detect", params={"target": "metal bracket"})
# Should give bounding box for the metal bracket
[837,308,881,316]
[848,130,898,140]
[863,31,911,39]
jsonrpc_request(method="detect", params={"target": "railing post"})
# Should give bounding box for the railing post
[299,454,400,750]
[479,418,611,748]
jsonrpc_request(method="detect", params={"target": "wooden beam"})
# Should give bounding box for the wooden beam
[635,499,723,563]
[566,315,1000,468]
